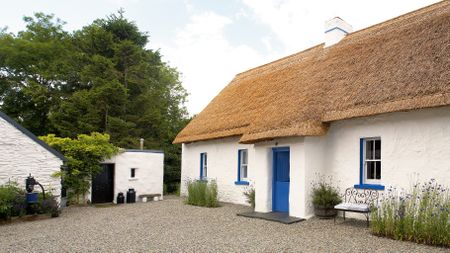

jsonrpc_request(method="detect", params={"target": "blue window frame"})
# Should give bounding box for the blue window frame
[235,149,249,185]
[200,152,207,179]
[355,138,385,190]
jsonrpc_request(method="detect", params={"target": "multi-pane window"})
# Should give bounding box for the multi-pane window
[239,149,248,181]
[200,152,207,179]
[364,138,381,182]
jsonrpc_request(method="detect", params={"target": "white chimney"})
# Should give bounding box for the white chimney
[139,138,144,150]
[324,17,353,47]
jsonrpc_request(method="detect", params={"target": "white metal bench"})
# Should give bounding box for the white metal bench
[334,187,379,227]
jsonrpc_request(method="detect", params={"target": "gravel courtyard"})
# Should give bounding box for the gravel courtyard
[0,196,447,253]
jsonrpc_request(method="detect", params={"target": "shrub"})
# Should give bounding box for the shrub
[0,182,25,220]
[163,184,168,195]
[174,183,181,197]
[186,179,218,207]
[311,178,341,208]
[371,179,450,247]
[243,187,255,209]
[164,183,180,196]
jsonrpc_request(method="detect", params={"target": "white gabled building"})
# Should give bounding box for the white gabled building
[174,2,450,219]
[90,149,164,204]
[0,111,66,201]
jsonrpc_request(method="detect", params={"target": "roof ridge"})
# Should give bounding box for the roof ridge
[344,1,447,38]
[234,1,447,80]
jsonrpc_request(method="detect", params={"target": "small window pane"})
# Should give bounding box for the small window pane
[242,165,248,179]
[204,154,207,165]
[375,161,381,179]
[366,140,373,159]
[367,161,375,179]
[375,140,381,159]
[242,150,248,165]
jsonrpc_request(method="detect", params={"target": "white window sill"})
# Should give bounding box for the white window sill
[129,178,139,181]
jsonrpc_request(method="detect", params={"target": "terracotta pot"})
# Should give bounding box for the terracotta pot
[314,206,337,219]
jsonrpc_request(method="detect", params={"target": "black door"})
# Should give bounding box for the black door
[91,164,114,203]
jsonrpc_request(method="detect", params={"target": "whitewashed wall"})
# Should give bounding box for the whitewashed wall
[180,106,450,218]
[103,150,164,203]
[181,137,254,205]
[323,106,450,197]
[0,117,63,200]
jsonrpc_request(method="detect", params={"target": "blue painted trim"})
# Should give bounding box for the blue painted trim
[359,138,364,185]
[237,149,242,182]
[200,153,204,179]
[272,147,290,212]
[324,27,349,34]
[0,111,67,162]
[272,147,290,152]
[234,181,249,185]
[354,184,385,190]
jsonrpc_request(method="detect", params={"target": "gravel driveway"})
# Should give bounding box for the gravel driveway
[0,196,446,252]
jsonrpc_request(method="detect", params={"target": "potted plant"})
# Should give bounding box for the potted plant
[311,180,341,218]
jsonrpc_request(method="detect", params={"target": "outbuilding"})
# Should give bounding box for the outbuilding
[90,149,164,204]
[0,111,66,202]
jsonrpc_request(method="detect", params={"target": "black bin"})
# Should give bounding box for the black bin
[126,188,136,203]
[117,192,125,204]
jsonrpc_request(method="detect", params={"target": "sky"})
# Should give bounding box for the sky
[0,0,440,114]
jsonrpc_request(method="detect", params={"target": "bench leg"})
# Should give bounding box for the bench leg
[343,211,345,221]
[366,214,369,227]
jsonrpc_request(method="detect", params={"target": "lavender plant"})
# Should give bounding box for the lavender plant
[371,179,450,247]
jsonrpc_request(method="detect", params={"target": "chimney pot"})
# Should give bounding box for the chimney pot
[324,17,352,47]
[139,138,144,150]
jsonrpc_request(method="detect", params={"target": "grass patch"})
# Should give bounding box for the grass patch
[186,179,218,207]
[371,179,450,247]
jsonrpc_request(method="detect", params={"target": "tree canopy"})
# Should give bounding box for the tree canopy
[0,12,189,189]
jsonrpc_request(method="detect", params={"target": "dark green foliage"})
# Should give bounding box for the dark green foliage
[0,11,189,191]
[0,182,25,219]
[186,180,218,208]
[311,177,342,208]
[0,182,60,220]
[371,179,449,247]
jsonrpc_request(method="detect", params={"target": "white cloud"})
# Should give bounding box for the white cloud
[156,11,273,114]
[242,0,440,54]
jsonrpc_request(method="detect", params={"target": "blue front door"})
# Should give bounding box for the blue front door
[272,147,290,212]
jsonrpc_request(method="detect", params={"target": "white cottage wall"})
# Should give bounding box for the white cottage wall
[180,106,450,219]
[0,117,63,199]
[103,151,164,203]
[180,137,254,205]
[323,106,450,193]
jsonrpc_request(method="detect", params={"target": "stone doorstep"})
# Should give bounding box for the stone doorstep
[237,211,305,224]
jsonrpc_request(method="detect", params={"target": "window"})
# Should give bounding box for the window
[130,168,136,178]
[200,153,207,179]
[236,149,249,185]
[356,137,384,190]
[364,138,381,182]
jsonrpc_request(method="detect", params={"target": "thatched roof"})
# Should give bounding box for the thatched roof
[174,1,450,144]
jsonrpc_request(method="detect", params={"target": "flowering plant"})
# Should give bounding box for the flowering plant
[371,179,450,247]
